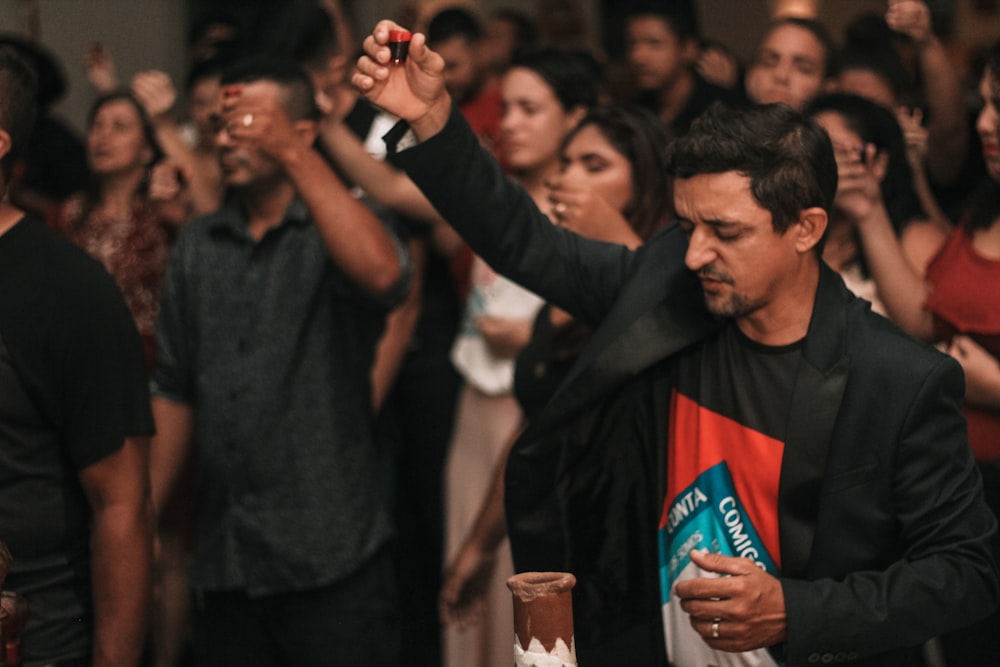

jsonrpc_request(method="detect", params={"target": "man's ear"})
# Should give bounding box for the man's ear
[0,129,11,163]
[294,119,319,146]
[795,207,828,254]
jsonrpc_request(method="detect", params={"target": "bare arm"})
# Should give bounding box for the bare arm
[319,120,448,224]
[149,397,195,518]
[948,336,1000,409]
[353,22,452,141]
[79,436,154,667]
[887,0,969,185]
[838,144,943,339]
[132,71,223,217]
[440,425,515,627]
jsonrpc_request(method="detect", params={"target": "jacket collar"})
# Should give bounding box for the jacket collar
[778,262,851,577]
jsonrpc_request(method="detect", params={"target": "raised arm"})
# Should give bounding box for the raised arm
[886,0,969,186]
[221,84,406,301]
[840,144,944,339]
[353,21,636,325]
[319,119,447,224]
[132,71,224,217]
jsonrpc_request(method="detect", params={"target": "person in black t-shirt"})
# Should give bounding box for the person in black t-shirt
[0,49,154,667]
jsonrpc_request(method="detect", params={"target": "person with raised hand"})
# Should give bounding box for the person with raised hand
[356,19,998,667]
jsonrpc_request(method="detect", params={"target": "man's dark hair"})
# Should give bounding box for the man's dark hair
[184,53,234,93]
[427,7,483,46]
[667,103,837,237]
[509,48,603,112]
[0,48,38,180]
[220,56,320,122]
[624,0,700,42]
[491,8,539,55]
[760,17,836,79]
[254,0,339,70]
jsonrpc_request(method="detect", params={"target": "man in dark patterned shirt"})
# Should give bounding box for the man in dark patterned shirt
[150,57,409,666]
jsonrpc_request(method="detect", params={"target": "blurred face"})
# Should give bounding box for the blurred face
[626,15,692,92]
[676,172,805,321]
[212,81,285,189]
[189,75,221,149]
[483,17,518,70]
[500,67,580,173]
[833,68,896,109]
[556,124,634,215]
[87,99,153,176]
[977,69,1000,183]
[812,111,864,165]
[745,23,826,110]
[435,36,480,105]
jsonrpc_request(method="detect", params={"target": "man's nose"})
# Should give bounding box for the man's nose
[684,227,716,271]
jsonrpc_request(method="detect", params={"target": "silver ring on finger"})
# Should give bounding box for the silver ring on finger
[711,619,720,639]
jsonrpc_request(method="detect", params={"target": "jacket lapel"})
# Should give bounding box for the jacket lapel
[778,264,851,578]
[523,232,721,442]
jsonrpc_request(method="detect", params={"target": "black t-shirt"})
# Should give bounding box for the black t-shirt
[0,216,152,665]
[660,323,801,666]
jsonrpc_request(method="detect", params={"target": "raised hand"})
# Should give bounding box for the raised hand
[886,0,933,46]
[219,84,304,163]
[352,20,450,139]
[548,177,642,248]
[833,143,886,224]
[84,41,119,93]
[131,70,177,121]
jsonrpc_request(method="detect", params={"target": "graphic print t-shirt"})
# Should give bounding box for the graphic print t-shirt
[660,324,801,667]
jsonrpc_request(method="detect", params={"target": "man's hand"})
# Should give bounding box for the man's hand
[220,84,306,165]
[352,20,450,140]
[674,549,787,653]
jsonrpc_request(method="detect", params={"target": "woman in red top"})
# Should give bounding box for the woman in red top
[854,39,1000,665]
[49,91,176,370]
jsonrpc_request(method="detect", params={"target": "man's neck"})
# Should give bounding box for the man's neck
[736,261,820,347]
[241,179,296,242]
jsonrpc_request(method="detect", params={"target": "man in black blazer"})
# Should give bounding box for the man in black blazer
[354,22,999,667]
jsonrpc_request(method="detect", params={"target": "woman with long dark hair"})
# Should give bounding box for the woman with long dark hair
[49,91,173,370]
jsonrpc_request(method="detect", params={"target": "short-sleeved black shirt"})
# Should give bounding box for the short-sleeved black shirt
[0,216,153,665]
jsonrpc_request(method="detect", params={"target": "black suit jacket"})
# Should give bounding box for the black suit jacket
[393,107,999,666]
